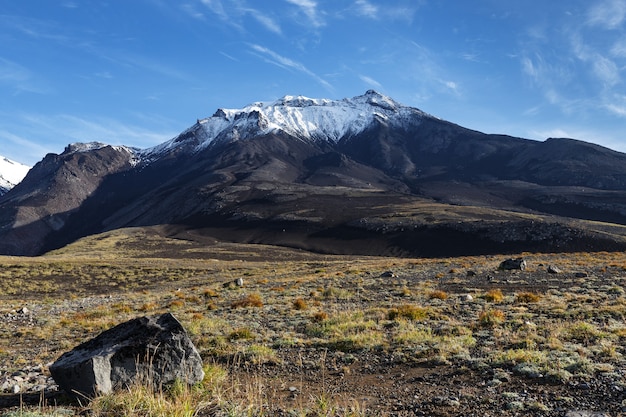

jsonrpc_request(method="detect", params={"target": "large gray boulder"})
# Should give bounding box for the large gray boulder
[49,313,204,398]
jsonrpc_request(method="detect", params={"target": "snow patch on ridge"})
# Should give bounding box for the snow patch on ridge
[144,91,426,159]
[0,156,31,192]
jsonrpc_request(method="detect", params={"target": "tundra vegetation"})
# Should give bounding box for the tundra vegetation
[1,228,626,415]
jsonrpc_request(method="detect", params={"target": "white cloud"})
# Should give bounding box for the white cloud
[442,80,459,94]
[284,0,325,27]
[242,8,281,34]
[0,58,48,94]
[249,44,333,90]
[354,0,378,19]
[606,103,626,116]
[359,74,382,90]
[610,37,626,57]
[0,112,177,164]
[200,0,228,21]
[591,55,620,87]
[181,3,205,20]
[587,0,626,29]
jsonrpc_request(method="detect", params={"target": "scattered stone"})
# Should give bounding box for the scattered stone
[498,258,526,271]
[506,401,525,411]
[547,265,562,274]
[565,411,611,417]
[223,278,245,288]
[50,313,204,398]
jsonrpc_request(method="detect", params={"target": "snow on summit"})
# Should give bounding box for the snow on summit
[145,91,425,158]
[0,156,30,192]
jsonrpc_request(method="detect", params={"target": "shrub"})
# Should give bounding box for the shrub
[230,293,263,309]
[293,297,308,310]
[228,327,255,341]
[388,305,428,321]
[478,309,505,327]
[516,292,541,303]
[484,289,504,303]
[429,290,448,300]
[312,311,329,322]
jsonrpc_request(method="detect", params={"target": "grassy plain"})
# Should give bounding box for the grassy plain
[2,227,626,415]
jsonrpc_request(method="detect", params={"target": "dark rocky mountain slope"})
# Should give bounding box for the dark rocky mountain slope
[2,91,626,257]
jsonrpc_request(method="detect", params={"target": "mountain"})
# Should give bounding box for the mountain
[0,156,30,196]
[3,90,626,257]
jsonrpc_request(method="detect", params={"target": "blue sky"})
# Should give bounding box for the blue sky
[2,0,626,165]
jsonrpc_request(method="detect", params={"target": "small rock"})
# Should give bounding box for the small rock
[466,270,477,277]
[574,272,588,278]
[565,411,611,417]
[460,294,473,302]
[547,265,561,274]
[17,307,29,315]
[506,401,525,411]
[288,386,298,392]
[235,277,244,287]
[12,384,20,394]
[380,271,395,278]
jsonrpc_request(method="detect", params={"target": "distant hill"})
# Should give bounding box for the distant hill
[2,91,626,257]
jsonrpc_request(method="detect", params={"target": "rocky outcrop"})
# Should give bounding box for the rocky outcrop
[49,313,204,398]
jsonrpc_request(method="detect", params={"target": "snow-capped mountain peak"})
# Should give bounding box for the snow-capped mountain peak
[144,91,425,159]
[0,156,30,194]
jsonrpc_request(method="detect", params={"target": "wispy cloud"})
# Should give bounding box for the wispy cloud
[191,1,281,34]
[587,0,626,29]
[0,111,177,164]
[249,44,333,90]
[605,94,626,117]
[0,129,51,165]
[285,0,325,28]
[440,80,460,96]
[570,32,621,87]
[359,74,382,90]
[240,8,281,34]
[354,0,378,19]
[0,58,48,94]
[611,38,626,57]
[199,0,229,21]
[181,3,206,20]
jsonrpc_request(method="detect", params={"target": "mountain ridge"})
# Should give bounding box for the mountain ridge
[3,91,626,257]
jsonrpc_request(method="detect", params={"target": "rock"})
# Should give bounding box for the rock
[547,265,561,273]
[49,313,204,398]
[380,271,395,278]
[575,272,588,278]
[223,278,244,288]
[460,294,473,302]
[565,411,611,417]
[466,270,477,277]
[498,258,526,271]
